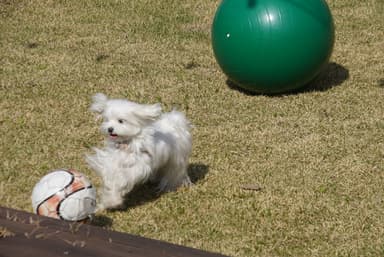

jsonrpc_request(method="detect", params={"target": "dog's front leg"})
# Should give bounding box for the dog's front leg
[97,159,152,210]
[98,185,127,210]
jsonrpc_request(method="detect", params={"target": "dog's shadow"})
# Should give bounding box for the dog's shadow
[119,163,209,209]
[91,164,208,227]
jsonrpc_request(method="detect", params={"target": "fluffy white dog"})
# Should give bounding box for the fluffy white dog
[86,93,192,210]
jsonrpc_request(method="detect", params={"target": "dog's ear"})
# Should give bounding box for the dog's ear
[132,103,162,122]
[90,93,108,114]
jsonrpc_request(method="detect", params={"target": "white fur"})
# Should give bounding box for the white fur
[86,93,192,210]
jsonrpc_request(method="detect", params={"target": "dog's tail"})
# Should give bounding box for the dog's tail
[161,110,192,131]
[159,110,192,146]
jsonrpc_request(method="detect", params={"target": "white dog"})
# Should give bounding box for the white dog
[86,93,192,210]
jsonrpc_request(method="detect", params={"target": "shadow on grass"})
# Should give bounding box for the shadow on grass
[302,62,350,93]
[227,62,349,96]
[377,78,384,87]
[124,163,208,208]
[91,214,114,228]
[188,163,210,183]
[97,163,209,213]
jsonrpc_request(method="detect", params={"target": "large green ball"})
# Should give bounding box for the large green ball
[212,0,335,94]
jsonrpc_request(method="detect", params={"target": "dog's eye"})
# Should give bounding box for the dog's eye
[118,119,124,124]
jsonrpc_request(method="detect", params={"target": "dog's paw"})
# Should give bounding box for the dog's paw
[98,198,127,211]
[181,176,192,187]
[102,203,127,212]
[95,203,106,212]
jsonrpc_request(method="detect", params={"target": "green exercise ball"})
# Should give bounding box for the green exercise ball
[212,0,335,94]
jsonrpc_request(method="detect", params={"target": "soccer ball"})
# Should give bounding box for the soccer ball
[31,169,97,221]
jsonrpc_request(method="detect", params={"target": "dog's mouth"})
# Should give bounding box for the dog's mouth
[109,133,118,138]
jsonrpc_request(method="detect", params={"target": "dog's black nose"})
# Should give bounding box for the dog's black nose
[108,127,114,133]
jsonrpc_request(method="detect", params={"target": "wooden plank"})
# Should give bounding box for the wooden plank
[0,206,228,257]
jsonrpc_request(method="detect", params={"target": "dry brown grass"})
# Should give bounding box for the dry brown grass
[1,0,384,256]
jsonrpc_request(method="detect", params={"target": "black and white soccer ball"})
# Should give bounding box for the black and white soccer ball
[31,169,97,221]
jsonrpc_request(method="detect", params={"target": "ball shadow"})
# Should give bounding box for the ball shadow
[90,214,113,228]
[226,62,349,96]
[300,62,349,93]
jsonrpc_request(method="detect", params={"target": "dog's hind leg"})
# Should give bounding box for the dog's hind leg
[157,164,192,192]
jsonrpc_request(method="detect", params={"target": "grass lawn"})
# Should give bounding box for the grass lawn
[1,0,384,256]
